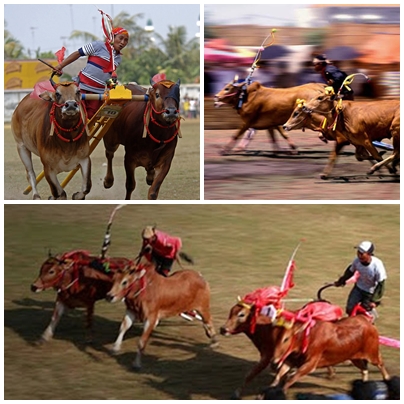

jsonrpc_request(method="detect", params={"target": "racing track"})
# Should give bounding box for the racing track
[204,129,399,200]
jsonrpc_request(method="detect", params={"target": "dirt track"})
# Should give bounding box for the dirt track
[204,129,399,200]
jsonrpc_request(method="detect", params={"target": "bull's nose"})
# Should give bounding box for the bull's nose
[283,125,288,131]
[220,326,228,335]
[105,295,113,303]
[31,284,38,292]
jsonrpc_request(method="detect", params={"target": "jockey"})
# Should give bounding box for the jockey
[313,54,354,100]
[54,27,129,119]
[334,241,387,315]
[140,226,183,277]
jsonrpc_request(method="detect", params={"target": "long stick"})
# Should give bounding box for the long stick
[100,204,126,258]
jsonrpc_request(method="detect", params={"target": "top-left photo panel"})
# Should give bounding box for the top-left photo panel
[4,4,201,200]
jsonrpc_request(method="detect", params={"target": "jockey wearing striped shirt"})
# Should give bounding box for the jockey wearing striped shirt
[54,27,129,118]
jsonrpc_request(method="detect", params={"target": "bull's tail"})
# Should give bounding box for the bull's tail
[179,251,194,265]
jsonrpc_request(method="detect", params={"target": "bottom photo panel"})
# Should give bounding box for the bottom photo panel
[4,204,400,400]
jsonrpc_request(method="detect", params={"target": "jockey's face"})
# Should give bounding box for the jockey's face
[357,251,372,265]
[113,34,129,52]
[314,63,323,72]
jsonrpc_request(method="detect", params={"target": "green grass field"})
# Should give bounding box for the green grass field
[4,118,200,200]
[4,204,400,399]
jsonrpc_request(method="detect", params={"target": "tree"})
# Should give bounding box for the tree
[4,23,26,59]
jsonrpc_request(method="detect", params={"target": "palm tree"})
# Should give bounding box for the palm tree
[4,23,26,59]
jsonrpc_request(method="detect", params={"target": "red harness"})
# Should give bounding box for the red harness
[49,102,87,143]
[143,101,180,144]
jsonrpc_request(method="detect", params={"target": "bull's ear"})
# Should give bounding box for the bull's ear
[39,91,54,102]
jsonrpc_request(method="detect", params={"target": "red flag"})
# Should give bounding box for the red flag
[55,47,66,64]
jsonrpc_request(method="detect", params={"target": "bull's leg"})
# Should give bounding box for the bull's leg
[146,168,155,186]
[148,164,171,200]
[103,143,119,189]
[72,158,92,200]
[41,300,66,342]
[231,355,274,399]
[222,123,251,154]
[270,362,292,387]
[274,127,298,154]
[321,139,349,179]
[111,309,136,354]
[235,128,256,151]
[281,358,319,391]
[16,145,41,200]
[44,169,67,200]
[133,315,159,369]
[124,153,137,200]
[199,311,219,348]
[85,303,95,343]
[351,359,369,381]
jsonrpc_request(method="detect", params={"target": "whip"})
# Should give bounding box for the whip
[100,204,126,259]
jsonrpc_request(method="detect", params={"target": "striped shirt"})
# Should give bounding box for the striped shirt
[77,41,122,94]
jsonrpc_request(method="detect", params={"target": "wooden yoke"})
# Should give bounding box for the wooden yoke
[23,85,149,195]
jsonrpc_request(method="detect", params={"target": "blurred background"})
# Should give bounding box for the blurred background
[204,4,399,127]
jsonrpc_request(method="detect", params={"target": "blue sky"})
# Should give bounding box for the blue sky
[4,4,201,54]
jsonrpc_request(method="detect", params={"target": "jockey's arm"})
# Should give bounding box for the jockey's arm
[54,51,81,74]
[335,264,354,287]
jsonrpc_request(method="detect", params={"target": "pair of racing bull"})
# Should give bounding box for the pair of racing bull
[220,284,390,399]
[214,77,399,179]
[12,75,182,200]
[31,249,218,369]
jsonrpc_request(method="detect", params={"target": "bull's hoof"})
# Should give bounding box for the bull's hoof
[33,194,41,200]
[109,346,120,356]
[367,169,375,175]
[103,178,114,189]
[72,192,86,200]
[320,173,329,180]
[210,340,220,349]
[220,148,231,156]
[132,360,142,370]
[288,149,299,155]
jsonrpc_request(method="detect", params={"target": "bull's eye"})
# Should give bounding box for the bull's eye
[237,312,245,318]
[317,96,324,101]
[56,92,62,100]
[293,111,299,117]
[122,280,128,287]
[284,336,290,343]
[49,269,55,275]
[155,92,160,99]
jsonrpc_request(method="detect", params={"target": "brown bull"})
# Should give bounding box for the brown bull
[214,79,326,153]
[31,250,131,342]
[220,299,341,399]
[220,302,278,399]
[106,261,218,369]
[12,80,91,200]
[272,314,390,392]
[283,99,373,178]
[103,78,181,200]
[284,91,400,175]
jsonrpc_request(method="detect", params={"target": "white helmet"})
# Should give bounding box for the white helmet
[355,241,374,254]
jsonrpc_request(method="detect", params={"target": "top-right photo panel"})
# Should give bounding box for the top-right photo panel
[204,4,400,200]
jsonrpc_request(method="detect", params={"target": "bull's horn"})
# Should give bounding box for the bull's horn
[324,86,335,96]
[176,79,180,86]
[50,71,58,89]
[48,249,52,257]
[150,77,156,86]
[233,75,239,83]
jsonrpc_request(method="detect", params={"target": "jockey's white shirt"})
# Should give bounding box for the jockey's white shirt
[350,256,387,294]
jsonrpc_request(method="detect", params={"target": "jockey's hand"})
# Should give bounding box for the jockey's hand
[334,278,346,287]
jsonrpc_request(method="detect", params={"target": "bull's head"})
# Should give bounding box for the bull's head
[106,265,146,303]
[220,297,255,336]
[31,255,72,292]
[39,81,82,119]
[214,76,243,108]
[149,78,181,124]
